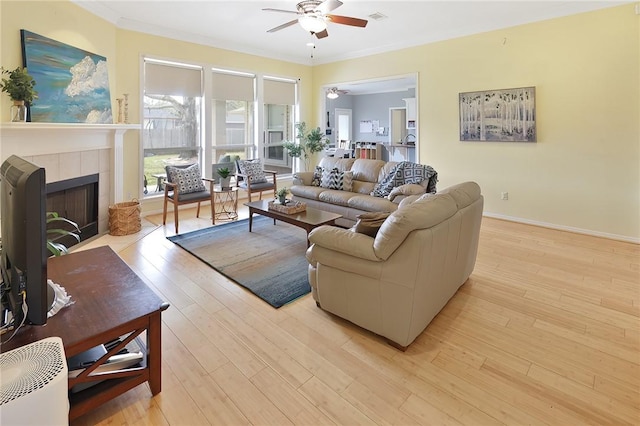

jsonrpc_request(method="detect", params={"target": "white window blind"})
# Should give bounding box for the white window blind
[212,71,254,101]
[264,78,296,105]
[145,62,202,97]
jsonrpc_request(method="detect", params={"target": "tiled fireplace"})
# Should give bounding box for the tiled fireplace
[0,123,138,234]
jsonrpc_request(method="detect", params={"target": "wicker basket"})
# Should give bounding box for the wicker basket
[108,200,141,236]
[268,200,306,214]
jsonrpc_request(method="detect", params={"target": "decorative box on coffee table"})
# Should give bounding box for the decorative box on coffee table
[268,200,306,215]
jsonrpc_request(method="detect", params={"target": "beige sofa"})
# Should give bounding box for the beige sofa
[305,181,483,349]
[291,157,437,228]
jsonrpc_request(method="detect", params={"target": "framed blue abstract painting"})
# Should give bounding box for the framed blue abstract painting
[21,30,112,123]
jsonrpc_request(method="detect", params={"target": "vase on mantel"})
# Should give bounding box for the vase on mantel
[10,100,27,122]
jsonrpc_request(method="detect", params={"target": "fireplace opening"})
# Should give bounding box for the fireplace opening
[46,174,99,250]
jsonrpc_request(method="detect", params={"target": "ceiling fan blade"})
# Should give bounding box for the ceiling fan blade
[262,8,300,15]
[315,29,329,39]
[315,0,342,14]
[267,19,299,33]
[326,14,368,28]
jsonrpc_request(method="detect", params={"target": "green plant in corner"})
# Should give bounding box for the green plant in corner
[46,212,81,257]
[283,122,328,171]
[0,66,38,103]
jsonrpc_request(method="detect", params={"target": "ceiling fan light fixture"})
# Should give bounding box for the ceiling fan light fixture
[298,15,327,33]
[327,87,339,99]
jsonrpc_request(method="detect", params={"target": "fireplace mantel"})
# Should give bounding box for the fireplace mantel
[0,122,140,203]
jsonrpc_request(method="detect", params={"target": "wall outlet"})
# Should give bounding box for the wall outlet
[501,192,509,200]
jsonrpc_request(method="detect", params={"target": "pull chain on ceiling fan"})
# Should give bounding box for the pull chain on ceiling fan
[263,0,368,39]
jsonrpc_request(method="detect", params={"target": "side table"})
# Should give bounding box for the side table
[213,186,238,223]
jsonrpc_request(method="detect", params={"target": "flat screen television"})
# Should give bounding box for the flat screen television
[0,155,51,326]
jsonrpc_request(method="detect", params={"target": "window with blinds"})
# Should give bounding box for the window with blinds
[263,77,297,173]
[211,69,255,165]
[142,59,203,197]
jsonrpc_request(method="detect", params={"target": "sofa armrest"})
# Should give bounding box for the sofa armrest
[387,183,427,202]
[293,171,314,186]
[307,226,384,279]
[308,226,380,261]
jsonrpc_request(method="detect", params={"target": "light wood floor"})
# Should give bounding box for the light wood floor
[71,207,639,425]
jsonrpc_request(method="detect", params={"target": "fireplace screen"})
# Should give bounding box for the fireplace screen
[46,174,99,249]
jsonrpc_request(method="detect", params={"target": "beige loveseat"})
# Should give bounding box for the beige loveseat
[291,157,437,228]
[306,181,483,349]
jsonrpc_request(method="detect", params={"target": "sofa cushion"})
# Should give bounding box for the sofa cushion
[352,211,392,238]
[319,189,356,207]
[378,161,400,182]
[350,159,386,183]
[290,185,325,200]
[347,195,398,213]
[166,164,206,194]
[351,180,377,195]
[318,157,355,172]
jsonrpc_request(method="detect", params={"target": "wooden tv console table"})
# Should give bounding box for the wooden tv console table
[1,245,169,421]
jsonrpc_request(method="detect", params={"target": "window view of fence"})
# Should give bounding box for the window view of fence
[143,95,202,196]
[143,60,202,197]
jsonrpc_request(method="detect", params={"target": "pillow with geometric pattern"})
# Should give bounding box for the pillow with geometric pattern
[166,164,206,194]
[320,167,353,191]
[238,159,267,184]
[311,166,323,186]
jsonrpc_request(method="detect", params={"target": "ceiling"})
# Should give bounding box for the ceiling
[73,1,626,66]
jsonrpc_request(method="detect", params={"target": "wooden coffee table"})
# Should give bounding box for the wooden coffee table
[245,200,342,246]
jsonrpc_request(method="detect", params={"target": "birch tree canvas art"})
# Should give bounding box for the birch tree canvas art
[20,30,112,123]
[459,87,536,142]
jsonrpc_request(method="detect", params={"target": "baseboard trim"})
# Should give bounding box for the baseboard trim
[483,212,639,244]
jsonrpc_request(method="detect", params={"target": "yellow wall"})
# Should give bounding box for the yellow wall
[0,1,118,120]
[314,4,639,240]
[1,0,310,213]
[1,2,638,239]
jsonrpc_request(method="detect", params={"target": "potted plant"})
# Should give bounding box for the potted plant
[283,122,328,171]
[276,187,289,205]
[46,212,81,256]
[216,167,232,189]
[0,66,38,122]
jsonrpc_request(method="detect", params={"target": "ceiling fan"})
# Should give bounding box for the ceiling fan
[263,0,368,39]
[326,87,348,99]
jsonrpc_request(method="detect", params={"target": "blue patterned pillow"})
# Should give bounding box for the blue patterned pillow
[166,164,206,194]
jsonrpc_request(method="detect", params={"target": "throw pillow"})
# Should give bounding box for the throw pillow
[166,164,206,194]
[238,159,267,184]
[320,168,353,191]
[341,170,353,192]
[311,166,323,187]
[351,211,391,238]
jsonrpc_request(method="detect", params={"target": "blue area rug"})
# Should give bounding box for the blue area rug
[167,216,310,308]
